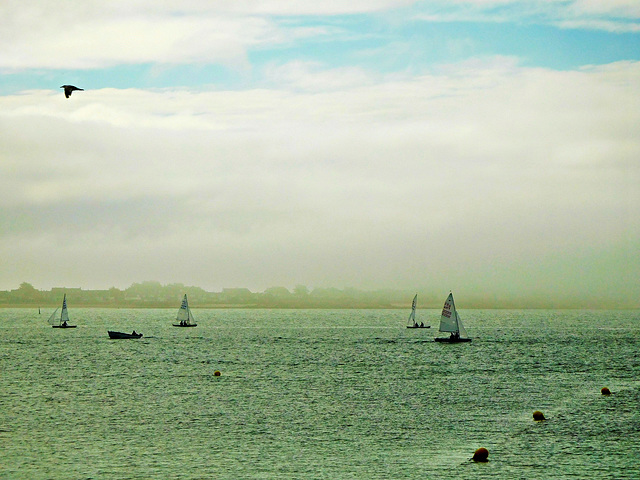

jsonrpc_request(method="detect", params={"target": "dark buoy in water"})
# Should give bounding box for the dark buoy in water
[533,410,545,421]
[472,447,489,462]
[214,370,221,376]
[601,387,611,396]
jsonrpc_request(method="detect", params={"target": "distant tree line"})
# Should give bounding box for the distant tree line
[3,282,629,309]
[0,281,426,309]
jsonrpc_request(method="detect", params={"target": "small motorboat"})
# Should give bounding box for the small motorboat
[108,330,143,339]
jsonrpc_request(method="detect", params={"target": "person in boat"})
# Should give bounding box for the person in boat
[132,330,137,335]
[62,321,67,327]
[420,322,424,328]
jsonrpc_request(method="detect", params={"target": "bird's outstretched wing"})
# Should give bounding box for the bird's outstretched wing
[60,85,84,98]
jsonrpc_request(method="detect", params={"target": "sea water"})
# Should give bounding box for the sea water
[1,309,638,479]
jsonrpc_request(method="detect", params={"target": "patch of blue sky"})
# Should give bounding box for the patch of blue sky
[1,11,638,95]
[253,17,639,75]
[0,64,242,96]
[403,22,640,70]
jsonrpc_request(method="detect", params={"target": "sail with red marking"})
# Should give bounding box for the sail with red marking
[436,292,470,341]
[438,292,458,333]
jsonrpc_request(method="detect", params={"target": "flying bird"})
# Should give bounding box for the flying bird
[60,85,84,98]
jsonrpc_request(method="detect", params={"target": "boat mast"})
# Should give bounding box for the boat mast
[450,292,459,334]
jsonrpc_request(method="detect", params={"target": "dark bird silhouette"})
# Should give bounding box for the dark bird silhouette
[60,85,84,98]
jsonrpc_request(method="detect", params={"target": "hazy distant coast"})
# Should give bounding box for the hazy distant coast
[2,282,637,310]
[2,281,409,309]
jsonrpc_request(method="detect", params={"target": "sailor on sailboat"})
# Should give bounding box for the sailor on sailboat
[434,292,470,342]
[48,294,77,328]
[406,294,429,328]
[172,294,197,327]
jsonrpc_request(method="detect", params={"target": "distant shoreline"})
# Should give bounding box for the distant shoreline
[4,282,637,309]
[2,304,636,310]
[0,303,408,309]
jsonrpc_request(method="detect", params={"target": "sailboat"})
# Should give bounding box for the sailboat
[434,292,471,342]
[172,294,197,327]
[406,294,429,328]
[48,294,77,328]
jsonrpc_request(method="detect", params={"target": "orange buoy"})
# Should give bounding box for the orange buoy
[601,387,611,396]
[472,447,489,462]
[533,411,545,421]
[214,370,221,376]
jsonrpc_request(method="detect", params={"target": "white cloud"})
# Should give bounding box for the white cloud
[0,0,418,71]
[567,0,640,17]
[415,0,640,32]
[2,0,639,73]
[1,58,638,300]
[263,61,377,91]
[555,19,640,33]
[0,13,270,70]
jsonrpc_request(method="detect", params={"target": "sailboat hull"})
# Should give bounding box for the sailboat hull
[434,337,471,343]
[52,325,76,328]
[172,323,197,327]
[407,325,430,328]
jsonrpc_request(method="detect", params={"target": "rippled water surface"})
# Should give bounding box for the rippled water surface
[1,308,639,479]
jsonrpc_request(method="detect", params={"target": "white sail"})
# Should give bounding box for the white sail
[60,294,70,324]
[47,307,60,325]
[455,310,469,339]
[438,292,459,333]
[176,294,195,325]
[407,294,417,326]
[438,292,469,339]
[49,294,75,327]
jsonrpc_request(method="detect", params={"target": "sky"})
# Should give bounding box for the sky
[1,0,639,307]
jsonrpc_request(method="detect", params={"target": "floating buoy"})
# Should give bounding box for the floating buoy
[214,370,221,376]
[472,447,489,462]
[601,387,611,396]
[533,411,545,421]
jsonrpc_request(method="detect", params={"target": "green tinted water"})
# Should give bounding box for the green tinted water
[1,309,639,479]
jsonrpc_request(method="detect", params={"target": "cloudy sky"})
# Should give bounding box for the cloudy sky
[1,0,639,306]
